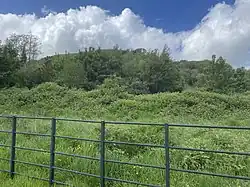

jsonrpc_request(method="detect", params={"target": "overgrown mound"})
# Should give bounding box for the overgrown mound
[1,82,250,186]
[1,81,250,123]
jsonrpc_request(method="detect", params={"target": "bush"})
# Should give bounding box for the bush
[1,83,250,186]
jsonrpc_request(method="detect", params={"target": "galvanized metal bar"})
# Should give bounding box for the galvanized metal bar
[55,135,100,143]
[0,169,10,173]
[0,115,13,118]
[171,168,250,181]
[14,146,50,153]
[0,144,11,148]
[15,115,52,120]
[100,121,106,187]
[54,166,100,178]
[55,117,101,124]
[15,131,50,137]
[3,114,250,129]
[0,115,164,125]
[10,116,17,179]
[55,152,100,161]
[0,130,11,133]
[2,113,250,186]
[104,176,161,187]
[49,118,56,186]
[165,124,170,187]
[0,157,10,162]
[169,146,250,156]
[14,171,49,182]
[104,140,165,148]
[105,159,165,170]
[169,124,250,130]
[106,121,164,126]
[14,160,50,168]
[1,115,162,126]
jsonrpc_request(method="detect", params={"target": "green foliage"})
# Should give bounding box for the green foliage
[1,33,250,186]
[15,59,54,88]
[0,83,250,186]
[1,33,250,94]
[0,41,20,87]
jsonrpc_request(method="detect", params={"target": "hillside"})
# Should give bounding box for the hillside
[1,82,250,124]
[0,82,250,187]
[1,33,250,186]
[1,34,250,95]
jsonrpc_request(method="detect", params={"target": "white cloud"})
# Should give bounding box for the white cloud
[41,5,57,16]
[0,0,250,67]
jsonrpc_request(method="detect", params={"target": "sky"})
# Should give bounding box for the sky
[0,0,250,67]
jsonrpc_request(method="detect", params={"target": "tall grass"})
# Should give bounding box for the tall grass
[0,82,250,186]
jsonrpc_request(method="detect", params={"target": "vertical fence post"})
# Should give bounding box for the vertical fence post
[165,123,170,187]
[100,121,106,187]
[49,118,56,186]
[10,116,17,179]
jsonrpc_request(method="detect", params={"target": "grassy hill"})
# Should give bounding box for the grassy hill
[0,82,250,186]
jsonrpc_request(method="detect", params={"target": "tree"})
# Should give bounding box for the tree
[229,67,249,93]
[210,56,234,92]
[5,32,41,63]
[1,32,250,94]
[56,58,87,88]
[0,41,20,87]
[195,55,234,93]
[141,47,183,93]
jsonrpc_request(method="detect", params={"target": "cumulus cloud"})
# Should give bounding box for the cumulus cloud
[0,0,250,67]
[41,5,57,16]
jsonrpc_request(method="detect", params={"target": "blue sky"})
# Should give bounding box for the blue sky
[0,0,250,67]
[0,0,235,32]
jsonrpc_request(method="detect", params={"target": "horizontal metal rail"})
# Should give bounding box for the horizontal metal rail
[56,117,101,124]
[169,123,250,130]
[171,168,250,181]
[0,157,10,162]
[14,146,50,153]
[13,115,52,120]
[105,140,165,148]
[0,115,163,126]
[0,144,50,154]
[14,170,70,187]
[1,114,250,187]
[0,144,11,148]
[0,169,10,173]
[13,171,49,182]
[54,167,100,178]
[0,115,101,123]
[0,130,11,133]
[14,160,50,169]
[106,121,164,126]
[105,159,165,170]
[55,152,100,161]
[55,135,100,143]
[169,146,250,156]
[0,115,13,118]
[15,131,50,137]
[1,114,250,129]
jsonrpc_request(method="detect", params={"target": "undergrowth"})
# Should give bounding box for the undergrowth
[0,82,250,187]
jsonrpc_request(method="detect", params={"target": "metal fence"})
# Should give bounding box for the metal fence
[0,114,250,187]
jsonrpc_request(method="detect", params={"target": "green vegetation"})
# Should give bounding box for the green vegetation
[0,82,250,187]
[1,34,250,94]
[1,33,250,186]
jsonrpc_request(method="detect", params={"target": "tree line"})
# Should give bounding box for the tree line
[1,33,250,94]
